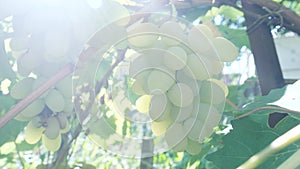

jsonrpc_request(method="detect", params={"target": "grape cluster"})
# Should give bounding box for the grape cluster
[6,0,130,151]
[127,21,238,154]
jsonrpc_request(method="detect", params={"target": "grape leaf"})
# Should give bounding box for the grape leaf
[206,116,300,169]
[0,120,26,147]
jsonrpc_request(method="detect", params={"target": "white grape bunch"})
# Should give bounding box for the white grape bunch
[125,19,238,155]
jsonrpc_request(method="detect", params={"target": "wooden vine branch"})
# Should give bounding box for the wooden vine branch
[173,0,300,35]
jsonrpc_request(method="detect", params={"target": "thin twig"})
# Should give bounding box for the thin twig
[235,106,300,120]
[226,98,239,110]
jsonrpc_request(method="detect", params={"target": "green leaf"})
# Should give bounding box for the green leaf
[0,42,15,80]
[206,116,300,169]
[182,6,212,22]
[0,119,26,147]
[219,6,243,21]
[0,94,15,116]
[16,141,35,151]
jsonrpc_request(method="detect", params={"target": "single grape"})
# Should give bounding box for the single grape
[183,54,209,80]
[127,23,159,48]
[101,0,131,26]
[165,123,188,152]
[10,77,34,99]
[20,99,45,118]
[45,89,65,112]
[175,70,200,94]
[199,80,226,105]
[149,93,171,121]
[163,46,187,70]
[42,134,62,152]
[44,116,61,139]
[135,95,152,113]
[170,103,194,122]
[213,37,239,62]
[185,139,202,155]
[131,78,148,95]
[147,69,175,93]
[167,83,193,107]
[159,21,186,46]
[188,25,213,53]
[151,118,173,136]
[25,121,44,144]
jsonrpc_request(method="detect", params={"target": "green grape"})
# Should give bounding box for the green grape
[165,123,188,152]
[159,21,186,46]
[185,139,202,155]
[9,37,29,51]
[194,24,214,40]
[88,117,116,139]
[183,118,201,141]
[175,70,200,94]
[167,83,193,107]
[170,103,193,122]
[56,75,72,98]
[151,118,173,136]
[88,24,128,50]
[57,113,68,130]
[128,51,162,78]
[20,99,45,118]
[213,37,239,62]
[135,95,152,113]
[127,23,159,48]
[131,78,148,95]
[147,69,175,93]
[10,77,34,99]
[14,114,32,121]
[188,25,213,53]
[149,93,171,121]
[184,53,209,80]
[184,105,221,142]
[44,116,61,139]
[101,0,131,26]
[31,116,43,128]
[202,21,222,37]
[42,134,61,152]
[17,52,43,74]
[199,80,226,105]
[163,46,187,70]
[45,89,65,112]
[25,121,44,144]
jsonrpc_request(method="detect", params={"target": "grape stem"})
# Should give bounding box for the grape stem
[237,124,300,169]
[235,106,300,120]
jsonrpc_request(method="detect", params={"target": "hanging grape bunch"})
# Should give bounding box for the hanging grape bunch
[125,20,238,154]
[8,0,129,152]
